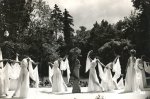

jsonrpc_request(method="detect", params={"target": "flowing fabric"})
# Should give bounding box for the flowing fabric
[133,59,144,92]
[29,60,35,80]
[101,63,115,91]
[51,60,67,92]
[98,62,104,81]
[3,62,11,95]
[0,68,4,95]
[59,58,71,83]
[85,52,91,73]
[112,57,121,89]
[49,66,53,84]
[9,63,21,79]
[124,57,136,92]
[0,48,3,68]
[60,59,66,71]
[0,48,4,95]
[117,77,124,89]
[65,58,71,83]
[33,66,39,88]
[87,58,102,92]
[144,62,150,74]
[28,60,39,88]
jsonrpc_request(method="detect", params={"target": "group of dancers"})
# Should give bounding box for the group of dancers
[48,49,150,93]
[0,47,150,98]
[86,49,147,93]
[0,48,39,98]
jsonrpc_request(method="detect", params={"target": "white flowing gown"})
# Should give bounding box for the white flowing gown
[51,60,67,93]
[0,68,4,95]
[13,58,29,98]
[0,48,4,95]
[124,56,136,92]
[9,55,21,90]
[133,59,144,92]
[101,63,115,91]
[87,58,103,92]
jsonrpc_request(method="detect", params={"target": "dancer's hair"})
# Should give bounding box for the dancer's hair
[130,49,136,56]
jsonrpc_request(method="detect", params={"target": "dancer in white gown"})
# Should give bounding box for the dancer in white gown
[101,62,115,91]
[0,59,8,96]
[12,57,37,98]
[133,58,144,92]
[86,50,103,92]
[124,49,136,92]
[9,53,21,90]
[49,58,68,93]
[0,47,11,96]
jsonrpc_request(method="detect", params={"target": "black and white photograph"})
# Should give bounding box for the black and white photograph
[0,0,150,99]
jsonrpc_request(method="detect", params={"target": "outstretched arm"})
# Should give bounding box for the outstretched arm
[0,59,8,62]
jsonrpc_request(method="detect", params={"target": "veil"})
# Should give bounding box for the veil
[0,48,3,68]
[144,61,150,74]
[49,65,53,84]
[112,57,121,84]
[85,51,92,73]
[98,61,104,81]
[117,77,124,89]
[28,59,39,88]
[64,58,70,83]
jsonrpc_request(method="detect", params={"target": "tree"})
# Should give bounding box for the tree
[115,11,139,43]
[62,9,74,52]
[132,0,150,57]
[0,0,33,59]
[0,0,33,42]
[98,39,134,76]
[51,4,63,40]
[28,0,59,77]
[88,20,116,52]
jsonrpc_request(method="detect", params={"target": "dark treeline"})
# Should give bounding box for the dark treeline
[0,0,150,78]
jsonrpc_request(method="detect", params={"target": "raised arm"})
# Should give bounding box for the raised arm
[87,50,93,62]
[97,59,105,67]
[48,62,54,66]
[113,55,120,64]
[27,57,39,65]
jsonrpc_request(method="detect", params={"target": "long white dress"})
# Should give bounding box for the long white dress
[13,58,29,98]
[0,68,4,95]
[133,58,144,92]
[3,62,11,95]
[9,55,21,90]
[51,60,67,93]
[0,48,4,95]
[124,56,136,92]
[101,63,115,91]
[87,58,103,92]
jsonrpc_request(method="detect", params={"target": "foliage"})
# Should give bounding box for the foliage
[62,9,74,51]
[0,0,149,78]
[51,4,63,39]
[98,39,133,75]
[88,20,116,52]
[131,0,150,57]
